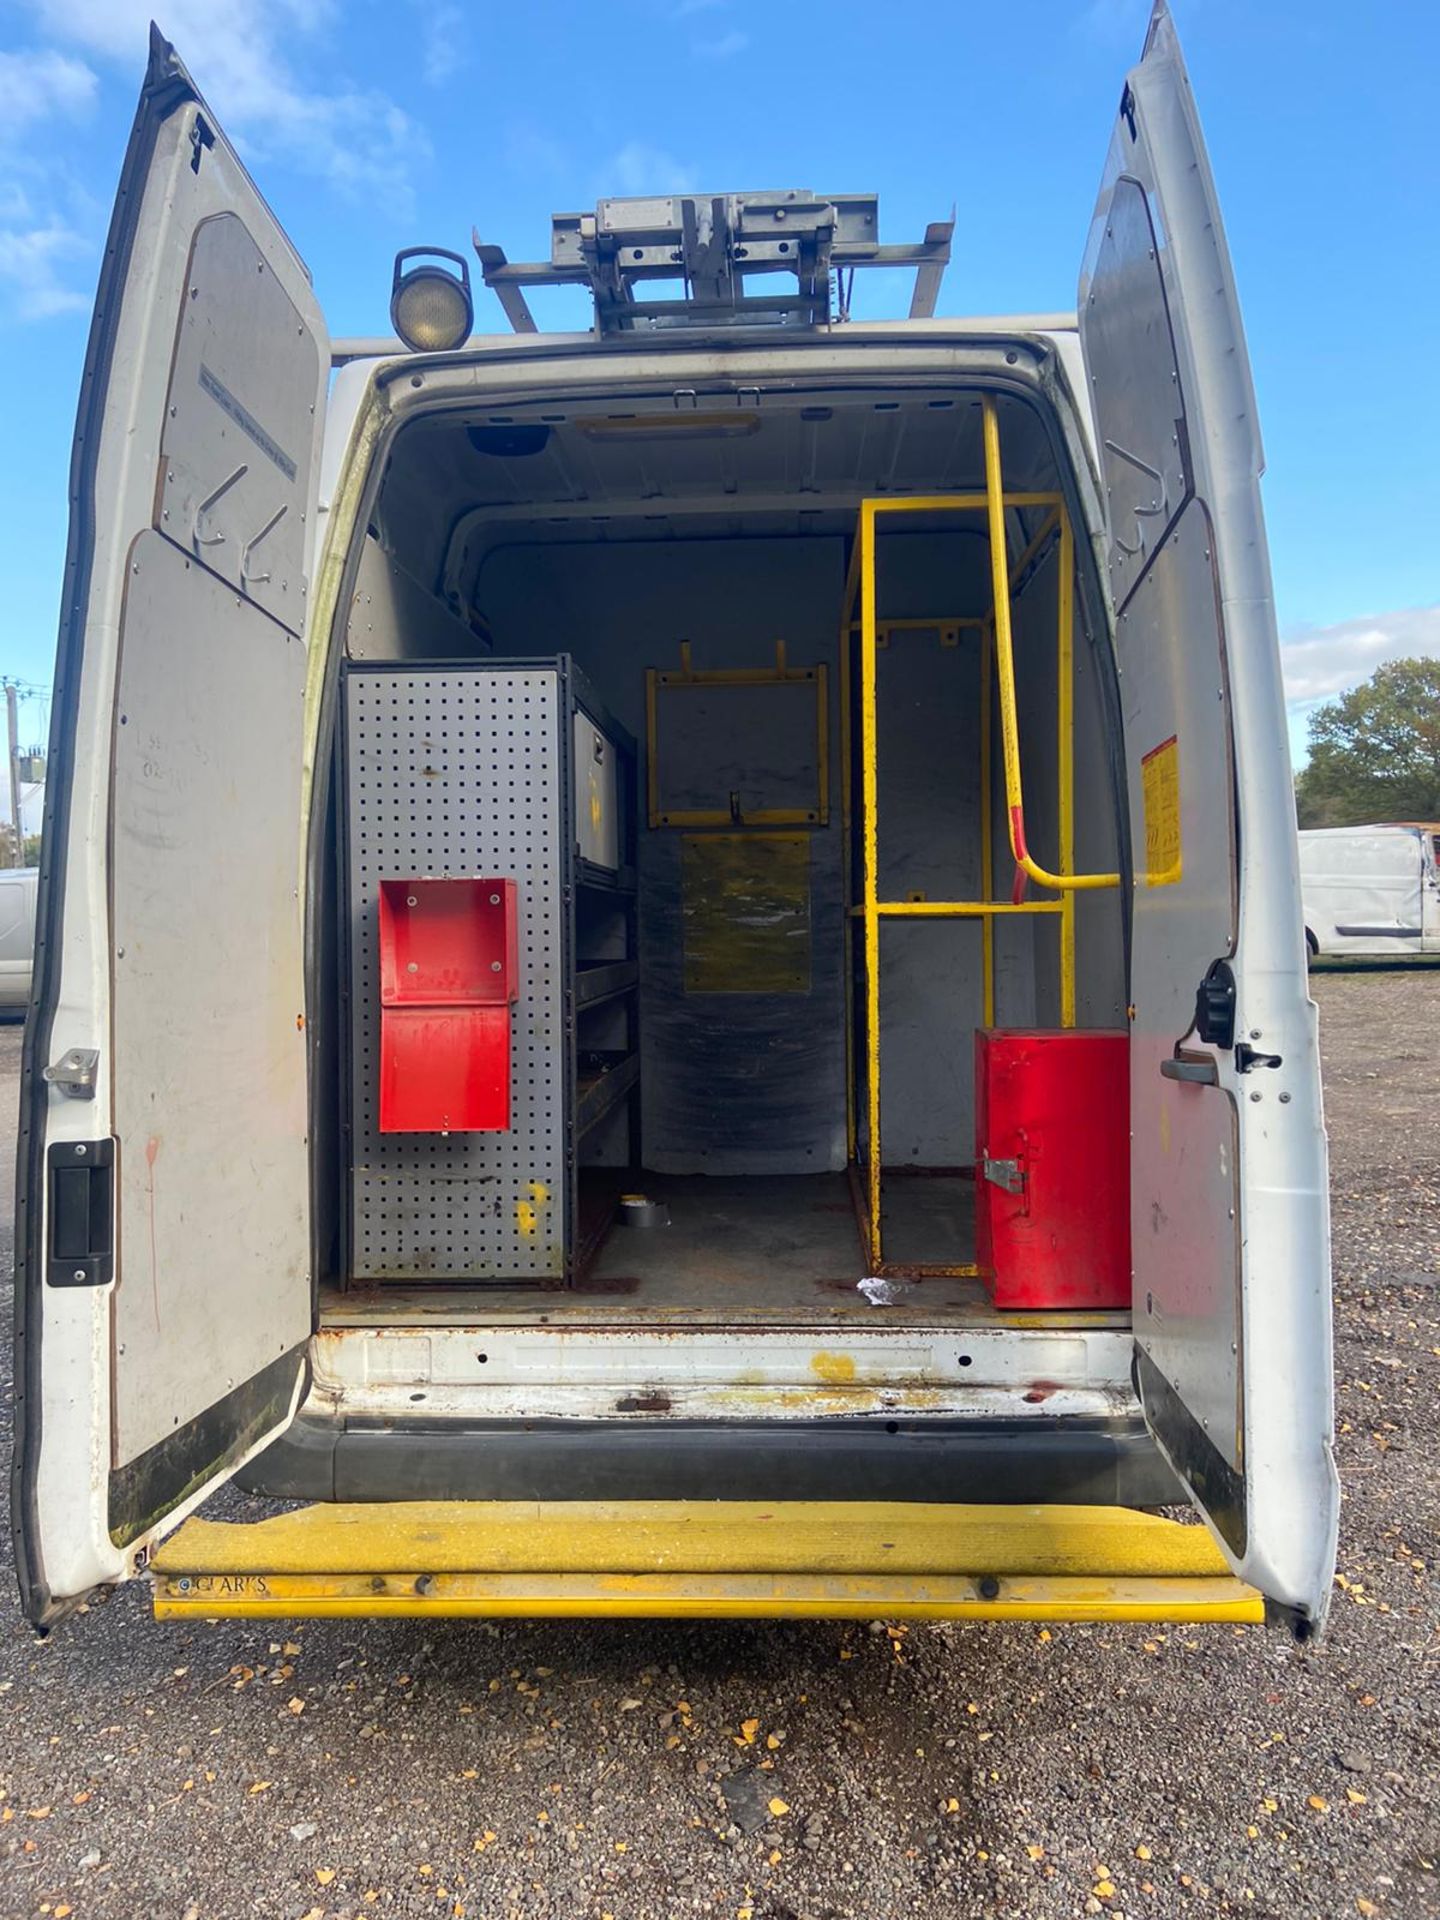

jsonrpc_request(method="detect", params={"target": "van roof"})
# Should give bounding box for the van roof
[330,313,1081,368]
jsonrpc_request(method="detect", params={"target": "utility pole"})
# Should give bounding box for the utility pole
[5,682,20,869]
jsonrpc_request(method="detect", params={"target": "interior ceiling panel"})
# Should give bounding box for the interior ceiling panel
[378,385,1061,600]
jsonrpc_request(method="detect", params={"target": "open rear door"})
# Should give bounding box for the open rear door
[13,29,325,1625]
[1079,4,1338,1629]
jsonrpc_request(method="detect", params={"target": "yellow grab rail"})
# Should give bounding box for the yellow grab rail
[981,396,1119,894]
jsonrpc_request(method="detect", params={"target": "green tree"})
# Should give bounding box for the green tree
[1294,656,1440,828]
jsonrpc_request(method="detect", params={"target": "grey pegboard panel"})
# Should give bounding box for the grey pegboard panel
[345,666,568,1281]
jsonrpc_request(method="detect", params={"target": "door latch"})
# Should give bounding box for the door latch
[1185,962,1284,1074]
[1194,959,1237,1050]
[46,1139,115,1287]
[43,1047,99,1099]
[982,1153,1026,1197]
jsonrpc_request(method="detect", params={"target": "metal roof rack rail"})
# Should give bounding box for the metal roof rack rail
[473,191,953,336]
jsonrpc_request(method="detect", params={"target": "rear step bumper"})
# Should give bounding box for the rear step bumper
[236,1412,1183,1508]
[150,1500,1262,1622]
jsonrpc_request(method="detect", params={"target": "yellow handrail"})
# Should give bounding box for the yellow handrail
[848,439,1121,1266]
[981,396,1119,893]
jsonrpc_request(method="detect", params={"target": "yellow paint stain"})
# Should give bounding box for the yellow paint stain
[515,1201,537,1238]
[811,1351,857,1385]
[590,786,604,833]
[529,1181,550,1206]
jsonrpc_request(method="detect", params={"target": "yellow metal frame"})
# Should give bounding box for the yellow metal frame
[150,1499,1263,1624]
[843,403,1120,1268]
[980,399,1119,898]
[646,640,830,828]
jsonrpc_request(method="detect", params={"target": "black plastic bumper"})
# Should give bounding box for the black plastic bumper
[236,1411,1183,1508]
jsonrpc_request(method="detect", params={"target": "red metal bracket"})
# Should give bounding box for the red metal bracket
[377,878,519,1133]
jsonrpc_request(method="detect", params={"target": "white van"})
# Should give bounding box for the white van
[1299,823,1440,959]
[13,7,1338,1637]
[0,867,37,1011]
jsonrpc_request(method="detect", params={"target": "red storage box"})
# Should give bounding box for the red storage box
[974,1028,1130,1309]
[377,878,518,1133]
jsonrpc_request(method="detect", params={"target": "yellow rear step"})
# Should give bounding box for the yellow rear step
[150,1500,1263,1622]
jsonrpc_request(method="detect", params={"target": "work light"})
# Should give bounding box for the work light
[390,248,474,353]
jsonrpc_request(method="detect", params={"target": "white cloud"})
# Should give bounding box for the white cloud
[20,0,429,209]
[0,208,91,318]
[417,1,465,85]
[603,142,699,197]
[0,60,99,323]
[0,47,98,129]
[1281,605,1440,711]
[695,28,749,58]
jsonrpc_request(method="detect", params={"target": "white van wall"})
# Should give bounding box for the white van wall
[1299,826,1434,955]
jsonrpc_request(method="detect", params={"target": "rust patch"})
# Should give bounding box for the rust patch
[616,1391,672,1413]
[1024,1380,1062,1404]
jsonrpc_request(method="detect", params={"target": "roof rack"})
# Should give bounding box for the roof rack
[473,191,953,337]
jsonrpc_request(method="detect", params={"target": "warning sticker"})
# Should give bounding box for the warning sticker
[1140,735,1182,886]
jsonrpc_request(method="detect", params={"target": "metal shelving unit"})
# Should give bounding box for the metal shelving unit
[343,655,638,1287]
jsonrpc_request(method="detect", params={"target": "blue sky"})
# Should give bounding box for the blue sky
[0,0,1437,779]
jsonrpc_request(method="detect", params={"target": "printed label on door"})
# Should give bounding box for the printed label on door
[1141,734,1182,886]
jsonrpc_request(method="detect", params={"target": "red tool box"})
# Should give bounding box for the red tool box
[974,1028,1131,1309]
[377,878,519,1133]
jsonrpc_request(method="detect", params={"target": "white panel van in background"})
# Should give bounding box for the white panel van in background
[0,868,37,1011]
[12,5,1338,1641]
[1299,825,1440,960]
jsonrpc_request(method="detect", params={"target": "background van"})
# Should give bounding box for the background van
[1300,824,1440,959]
[0,868,37,1012]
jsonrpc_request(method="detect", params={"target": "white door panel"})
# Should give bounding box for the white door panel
[110,531,311,1469]
[1081,3,1337,1628]
[1080,175,1188,607]
[14,29,324,1623]
[1121,504,1236,1022]
[159,211,319,627]
[1121,504,1242,1483]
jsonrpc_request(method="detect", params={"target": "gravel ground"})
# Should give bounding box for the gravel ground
[0,972,1436,1920]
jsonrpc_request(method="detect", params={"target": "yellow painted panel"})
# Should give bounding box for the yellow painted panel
[153,1569,1262,1624]
[153,1498,1236,1579]
[682,833,811,993]
[1141,733,1183,886]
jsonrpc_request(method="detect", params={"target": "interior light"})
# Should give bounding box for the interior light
[575,413,762,442]
[390,248,474,354]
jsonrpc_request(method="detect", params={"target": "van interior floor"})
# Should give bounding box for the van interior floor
[322,1173,1124,1328]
